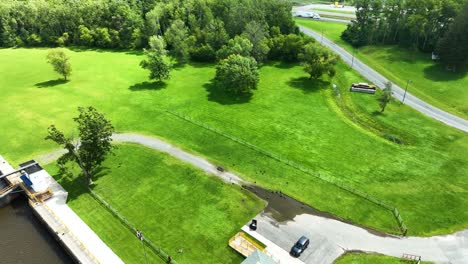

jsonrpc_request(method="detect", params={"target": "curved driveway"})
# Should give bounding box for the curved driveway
[296,23,468,132]
[36,133,468,263]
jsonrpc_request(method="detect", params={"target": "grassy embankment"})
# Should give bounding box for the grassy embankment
[46,144,264,264]
[334,252,434,264]
[1,48,467,237]
[296,18,468,119]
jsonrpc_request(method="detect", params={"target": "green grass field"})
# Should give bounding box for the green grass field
[1,48,467,236]
[46,143,264,264]
[296,19,468,119]
[334,252,433,264]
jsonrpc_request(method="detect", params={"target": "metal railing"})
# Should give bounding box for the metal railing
[88,189,177,263]
[166,110,408,235]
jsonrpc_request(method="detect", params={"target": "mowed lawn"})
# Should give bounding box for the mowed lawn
[1,48,467,236]
[296,18,468,119]
[334,252,434,264]
[47,143,264,264]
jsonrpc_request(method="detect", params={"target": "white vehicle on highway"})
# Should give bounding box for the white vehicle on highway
[293,11,320,19]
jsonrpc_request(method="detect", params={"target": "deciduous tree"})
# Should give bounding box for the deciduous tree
[215,54,259,95]
[243,21,270,63]
[436,4,468,71]
[46,107,114,185]
[216,35,253,60]
[378,81,393,112]
[140,51,171,82]
[148,35,167,55]
[164,19,191,63]
[46,48,72,80]
[299,43,338,79]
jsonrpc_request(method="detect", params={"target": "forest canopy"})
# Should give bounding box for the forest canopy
[341,0,468,69]
[0,0,308,62]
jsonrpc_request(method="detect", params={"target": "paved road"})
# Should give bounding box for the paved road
[36,133,468,263]
[294,4,356,19]
[254,212,468,264]
[295,4,356,13]
[298,25,468,132]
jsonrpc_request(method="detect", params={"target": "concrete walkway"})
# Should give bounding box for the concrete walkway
[297,24,468,132]
[36,133,468,263]
[39,177,124,264]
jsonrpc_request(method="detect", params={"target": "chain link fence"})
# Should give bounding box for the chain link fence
[166,110,408,236]
[88,188,177,263]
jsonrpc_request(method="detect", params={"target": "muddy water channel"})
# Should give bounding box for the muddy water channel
[0,196,73,263]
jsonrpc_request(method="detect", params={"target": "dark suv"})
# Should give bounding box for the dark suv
[290,236,309,257]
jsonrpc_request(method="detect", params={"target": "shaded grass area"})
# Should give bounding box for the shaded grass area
[295,18,468,118]
[334,252,434,264]
[1,48,467,236]
[47,143,264,264]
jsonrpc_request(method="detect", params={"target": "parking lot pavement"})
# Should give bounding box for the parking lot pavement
[252,212,344,264]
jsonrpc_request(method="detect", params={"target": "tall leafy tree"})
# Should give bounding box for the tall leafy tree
[243,21,270,63]
[140,51,171,82]
[205,19,229,50]
[216,35,253,60]
[215,54,259,95]
[148,35,167,55]
[46,107,115,185]
[299,43,338,79]
[378,81,393,113]
[164,19,192,63]
[46,48,72,81]
[436,4,468,71]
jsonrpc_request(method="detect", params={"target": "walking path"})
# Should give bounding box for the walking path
[112,133,247,185]
[36,133,468,263]
[296,24,468,132]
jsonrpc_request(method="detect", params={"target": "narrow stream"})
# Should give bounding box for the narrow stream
[0,195,73,263]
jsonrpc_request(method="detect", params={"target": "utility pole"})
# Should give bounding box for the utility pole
[402,79,412,104]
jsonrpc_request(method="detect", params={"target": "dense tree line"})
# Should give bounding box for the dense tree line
[436,4,468,70]
[341,0,466,53]
[0,0,313,63]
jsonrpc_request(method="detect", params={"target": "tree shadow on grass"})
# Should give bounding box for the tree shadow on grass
[287,77,330,93]
[35,79,68,88]
[203,80,253,105]
[51,171,88,202]
[129,81,167,91]
[273,61,296,69]
[423,64,467,81]
[91,166,111,182]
